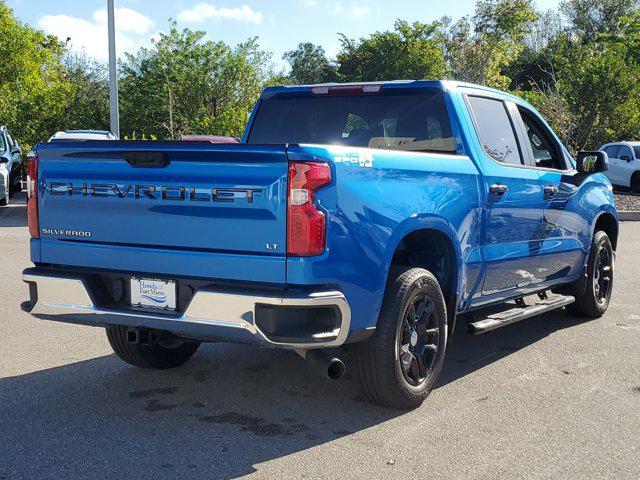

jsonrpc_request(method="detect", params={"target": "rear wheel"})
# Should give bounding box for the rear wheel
[351,268,447,409]
[566,231,614,318]
[106,325,200,369]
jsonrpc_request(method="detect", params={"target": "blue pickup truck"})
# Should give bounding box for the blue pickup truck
[22,81,617,409]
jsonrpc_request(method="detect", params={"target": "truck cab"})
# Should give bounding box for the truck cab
[21,81,618,409]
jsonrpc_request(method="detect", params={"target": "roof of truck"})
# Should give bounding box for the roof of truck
[261,80,525,103]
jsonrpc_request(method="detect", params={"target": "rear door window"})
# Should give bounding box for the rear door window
[467,96,522,165]
[605,145,620,158]
[248,92,457,154]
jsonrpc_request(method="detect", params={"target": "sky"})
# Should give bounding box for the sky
[6,0,562,69]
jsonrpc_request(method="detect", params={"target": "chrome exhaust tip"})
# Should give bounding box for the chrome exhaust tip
[296,349,346,380]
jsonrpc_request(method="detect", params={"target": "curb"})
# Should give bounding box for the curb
[618,211,640,221]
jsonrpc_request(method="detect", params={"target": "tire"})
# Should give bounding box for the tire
[106,325,200,369]
[0,175,8,206]
[632,172,640,193]
[351,268,448,409]
[566,231,614,318]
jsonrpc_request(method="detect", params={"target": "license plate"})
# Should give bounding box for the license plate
[130,277,177,311]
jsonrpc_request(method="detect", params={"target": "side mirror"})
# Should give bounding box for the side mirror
[10,146,20,155]
[577,151,608,174]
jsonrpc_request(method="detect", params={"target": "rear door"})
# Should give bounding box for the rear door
[464,92,545,301]
[603,145,622,185]
[36,142,289,283]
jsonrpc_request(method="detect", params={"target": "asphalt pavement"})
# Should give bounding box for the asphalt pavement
[1,192,639,479]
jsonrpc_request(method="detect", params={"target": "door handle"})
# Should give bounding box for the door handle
[489,183,509,197]
[543,185,558,197]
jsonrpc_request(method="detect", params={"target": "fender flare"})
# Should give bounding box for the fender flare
[382,214,465,334]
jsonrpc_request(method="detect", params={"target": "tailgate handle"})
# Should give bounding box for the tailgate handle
[124,152,170,168]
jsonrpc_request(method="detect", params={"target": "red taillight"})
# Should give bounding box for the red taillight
[287,162,331,257]
[26,153,39,238]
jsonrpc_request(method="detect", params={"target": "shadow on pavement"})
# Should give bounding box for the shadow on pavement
[0,310,587,479]
[0,192,27,227]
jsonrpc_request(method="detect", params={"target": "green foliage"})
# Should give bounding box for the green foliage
[442,0,537,88]
[60,54,110,132]
[283,43,338,84]
[0,1,70,149]
[512,2,640,152]
[561,0,640,41]
[2,0,640,156]
[337,20,446,82]
[120,23,277,139]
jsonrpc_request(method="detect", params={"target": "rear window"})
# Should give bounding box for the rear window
[634,146,640,158]
[467,96,522,166]
[247,93,456,154]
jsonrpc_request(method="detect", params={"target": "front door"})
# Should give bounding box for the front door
[511,104,585,282]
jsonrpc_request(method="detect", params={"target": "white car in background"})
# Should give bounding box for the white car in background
[599,142,640,191]
[48,130,118,142]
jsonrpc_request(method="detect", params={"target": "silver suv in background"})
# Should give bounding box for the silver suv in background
[0,126,23,206]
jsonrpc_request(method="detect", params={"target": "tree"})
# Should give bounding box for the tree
[283,43,337,84]
[560,0,640,41]
[59,53,110,132]
[336,20,446,82]
[0,1,70,148]
[120,22,279,139]
[442,0,537,88]
[509,2,640,152]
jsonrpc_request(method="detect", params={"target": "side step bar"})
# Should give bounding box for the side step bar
[467,295,575,335]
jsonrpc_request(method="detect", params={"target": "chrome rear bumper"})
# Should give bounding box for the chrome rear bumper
[22,269,351,349]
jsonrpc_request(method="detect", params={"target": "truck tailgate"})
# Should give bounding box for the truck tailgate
[35,142,289,283]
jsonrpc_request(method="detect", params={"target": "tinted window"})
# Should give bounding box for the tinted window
[468,96,521,165]
[248,93,456,153]
[0,134,5,152]
[605,145,620,158]
[619,145,633,160]
[517,107,566,170]
[634,146,640,158]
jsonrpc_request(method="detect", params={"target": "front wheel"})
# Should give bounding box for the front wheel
[106,325,200,369]
[351,268,448,409]
[631,173,640,193]
[0,176,8,206]
[566,231,614,318]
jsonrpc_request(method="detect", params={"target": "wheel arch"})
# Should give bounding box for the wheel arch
[384,221,461,335]
[593,210,619,251]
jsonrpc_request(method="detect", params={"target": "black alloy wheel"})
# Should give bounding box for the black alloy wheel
[398,294,440,386]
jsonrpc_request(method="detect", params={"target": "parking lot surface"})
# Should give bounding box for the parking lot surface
[1,193,639,479]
